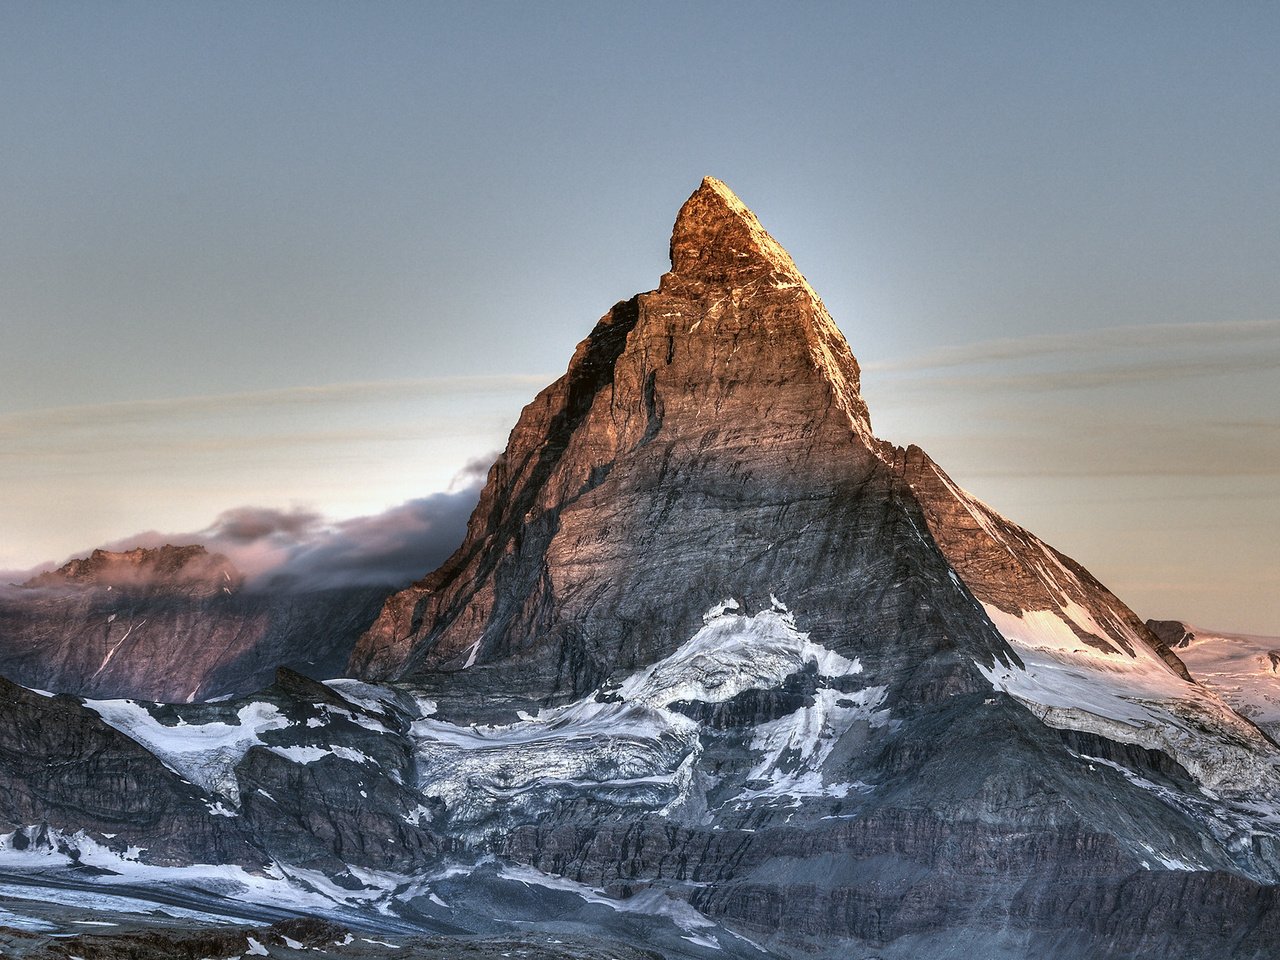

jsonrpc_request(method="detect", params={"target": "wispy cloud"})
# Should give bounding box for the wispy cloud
[889,349,1280,394]
[0,376,549,434]
[89,455,496,591]
[898,411,1280,478]
[864,318,1280,373]
[0,377,534,573]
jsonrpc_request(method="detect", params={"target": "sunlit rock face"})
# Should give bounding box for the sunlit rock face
[25,545,243,595]
[349,177,1005,702]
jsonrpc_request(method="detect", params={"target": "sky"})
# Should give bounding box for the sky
[0,2,1276,632]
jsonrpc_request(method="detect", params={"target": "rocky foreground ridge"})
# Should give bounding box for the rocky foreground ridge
[3,178,1280,960]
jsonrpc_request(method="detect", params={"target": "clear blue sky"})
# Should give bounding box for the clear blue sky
[1,2,1276,631]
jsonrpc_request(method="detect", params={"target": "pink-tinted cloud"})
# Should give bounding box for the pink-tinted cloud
[7,458,495,594]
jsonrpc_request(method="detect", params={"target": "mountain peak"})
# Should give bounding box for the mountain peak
[665,176,809,291]
[352,178,880,680]
[25,543,241,593]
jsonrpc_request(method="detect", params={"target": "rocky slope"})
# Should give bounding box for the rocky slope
[24,544,241,593]
[0,545,388,701]
[3,178,1279,959]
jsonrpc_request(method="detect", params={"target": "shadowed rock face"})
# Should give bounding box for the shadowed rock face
[0,546,390,702]
[0,669,444,878]
[0,676,261,867]
[1149,618,1197,649]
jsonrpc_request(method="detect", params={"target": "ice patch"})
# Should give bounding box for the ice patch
[269,744,374,766]
[82,699,291,802]
[323,678,400,716]
[703,598,740,621]
[403,804,433,826]
[0,826,416,918]
[409,600,870,828]
[737,686,886,805]
[618,606,862,709]
[497,863,717,936]
[0,904,58,932]
[977,606,1280,795]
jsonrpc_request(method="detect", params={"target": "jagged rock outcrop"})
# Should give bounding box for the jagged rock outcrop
[1149,618,1198,649]
[0,545,389,702]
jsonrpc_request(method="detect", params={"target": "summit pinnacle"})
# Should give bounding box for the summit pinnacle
[665,176,810,290]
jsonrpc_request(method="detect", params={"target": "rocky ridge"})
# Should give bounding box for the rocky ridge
[24,544,241,595]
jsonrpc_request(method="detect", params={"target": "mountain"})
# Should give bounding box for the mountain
[1149,619,1280,739]
[3,177,1280,959]
[23,544,241,593]
[0,544,388,701]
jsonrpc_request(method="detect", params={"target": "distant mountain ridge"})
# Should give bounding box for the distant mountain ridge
[0,543,389,702]
[1148,618,1280,740]
[24,544,242,595]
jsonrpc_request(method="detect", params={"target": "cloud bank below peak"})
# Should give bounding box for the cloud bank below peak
[66,456,495,594]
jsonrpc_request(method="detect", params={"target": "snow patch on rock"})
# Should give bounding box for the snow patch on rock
[737,686,886,805]
[977,605,1280,796]
[410,599,874,828]
[619,606,861,709]
[83,699,291,802]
